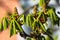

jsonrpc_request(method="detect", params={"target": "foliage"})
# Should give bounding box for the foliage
[0,0,59,40]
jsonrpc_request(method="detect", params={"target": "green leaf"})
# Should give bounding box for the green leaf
[17,14,24,22]
[26,37,31,40]
[15,20,23,33]
[13,20,16,34]
[39,0,46,6]
[39,21,46,32]
[53,35,58,40]
[29,15,34,27]
[45,36,50,40]
[3,17,8,30]
[48,9,54,26]
[37,12,42,20]
[48,8,59,26]
[51,9,58,21]
[32,20,37,30]
[41,36,45,40]
[10,20,13,37]
[0,21,3,31]
[26,14,30,26]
